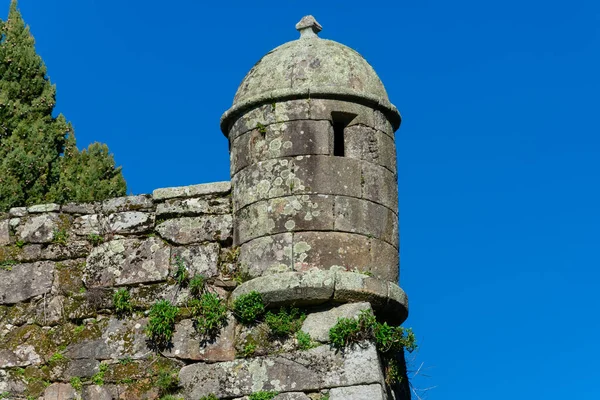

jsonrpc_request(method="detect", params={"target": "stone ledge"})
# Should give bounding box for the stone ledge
[179,342,383,399]
[231,270,408,324]
[153,181,231,201]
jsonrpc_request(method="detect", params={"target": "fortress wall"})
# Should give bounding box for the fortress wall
[0,182,404,400]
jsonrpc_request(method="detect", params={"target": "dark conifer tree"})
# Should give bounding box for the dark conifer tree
[0,0,126,211]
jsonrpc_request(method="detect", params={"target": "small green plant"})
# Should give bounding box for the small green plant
[296,330,317,350]
[0,260,16,271]
[118,356,133,365]
[70,377,83,391]
[87,233,104,246]
[248,391,278,400]
[73,325,85,335]
[240,342,256,358]
[92,363,109,385]
[52,228,69,246]
[318,394,330,400]
[155,368,179,396]
[385,358,403,385]
[256,122,267,134]
[232,291,265,324]
[48,351,66,364]
[329,310,417,354]
[0,392,11,399]
[188,274,206,297]
[173,256,189,286]
[159,396,184,400]
[15,240,25,248]
[199,395,219,400]
[189,293,228,338]
[113,288,133,317]
[145,300,179,348]
[265,306,305,337]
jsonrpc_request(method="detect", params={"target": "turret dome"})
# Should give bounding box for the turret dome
[220,16,401,134]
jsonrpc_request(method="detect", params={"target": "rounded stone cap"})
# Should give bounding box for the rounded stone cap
[221,16,401,135]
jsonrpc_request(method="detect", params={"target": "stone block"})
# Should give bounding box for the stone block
[41,241,91,262]
[232,120,333,174]
[361,161,398,212]
[334,196,398,248]
[329,384,386,400]
[0,344,42,367]
[63,357,99,379]
[101,195,153,213]
[153,181,231,201]
[369,239,399,282]
[156,215,233,244]
[82,385,120,400]
[9,206,27,217]
[61,202,98,214]
[43,382,79,400]
[345,125,396,173]
[0,261,55,304]
[170,243,220,278]
[293,155,362,198]
[333,272,388,309]
[16,214,61,244]
[231,270,335,306]
[232,158,299,211]
[383,282,409,325]
[108,211,153,234]
[239,233,293,277]
[235,195,334,245]
[301,302,372,343]
[162,316,236,362]
[71,214,105,236]
[66,317,150,360]
[228,99,311,140]
[179,343,383,399]
[0,219,10,245]
[84,237,170,288]
[28,203,61,213]
[273,393,311,400]
[292,231,371,273]
[232,156,362,211]
[373,109,395,137]
[156,196,231,217]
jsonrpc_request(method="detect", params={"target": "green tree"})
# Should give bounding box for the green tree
[0,0,125,211]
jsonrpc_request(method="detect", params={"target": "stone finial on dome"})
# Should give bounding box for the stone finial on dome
[296,15,322,39]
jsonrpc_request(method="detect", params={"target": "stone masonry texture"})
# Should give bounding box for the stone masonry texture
[0,15,411,400]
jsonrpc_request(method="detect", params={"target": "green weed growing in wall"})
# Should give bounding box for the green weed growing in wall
[296,330,317,350]
[155,368,180,396]
[329,310,416,354]
[264,306,305,337]
[173,256,189,286]
[189,292,228,338]
[91,363,109,385]
[113,288,133,317]
[248,391,278,400]
[87,233,104,246]
[69,377,82,391]
[188,274,206,297]
[232,291,265,324]
[145,300,179,349]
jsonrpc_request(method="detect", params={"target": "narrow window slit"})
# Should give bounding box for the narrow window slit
[331,112,357,157]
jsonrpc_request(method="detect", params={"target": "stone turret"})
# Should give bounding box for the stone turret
[222,16,405,318]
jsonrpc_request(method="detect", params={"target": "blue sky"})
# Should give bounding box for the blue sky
[3,0,600,398]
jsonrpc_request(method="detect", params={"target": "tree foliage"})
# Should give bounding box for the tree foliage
[0,1,126,211]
